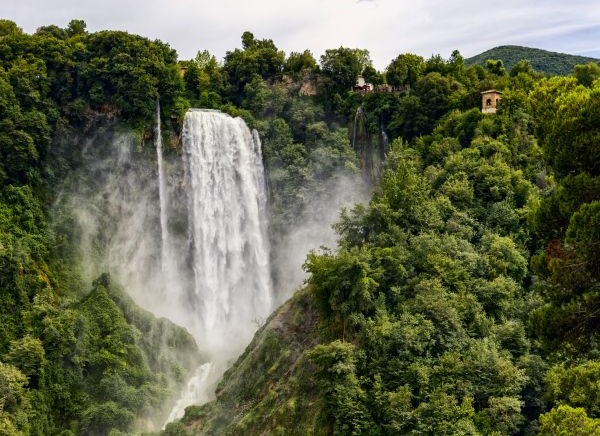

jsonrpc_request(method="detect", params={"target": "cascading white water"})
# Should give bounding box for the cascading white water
[165,109,273,422]
[66,106,274,428]
[156,100,170,273]
[164,362,213,424]
[184,109,272,348]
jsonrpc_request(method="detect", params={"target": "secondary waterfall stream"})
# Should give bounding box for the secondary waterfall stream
[163,109,273,422]
[156,100,171,274]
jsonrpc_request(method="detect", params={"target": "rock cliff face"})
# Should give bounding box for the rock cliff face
[164,288,330,436]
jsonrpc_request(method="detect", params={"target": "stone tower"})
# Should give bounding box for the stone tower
[481,90,503,114]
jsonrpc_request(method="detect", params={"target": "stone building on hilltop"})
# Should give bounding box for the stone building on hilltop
[481,89,502,114]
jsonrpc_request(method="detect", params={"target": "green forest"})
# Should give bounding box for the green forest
[1,17,600,436]
[465,45,600,77]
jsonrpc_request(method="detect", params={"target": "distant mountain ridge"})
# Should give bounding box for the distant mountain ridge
[465,45,599,76]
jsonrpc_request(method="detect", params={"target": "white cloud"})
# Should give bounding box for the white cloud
[4,0,600,69]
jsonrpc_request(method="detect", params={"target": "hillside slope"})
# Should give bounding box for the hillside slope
[465,45,599,75]
[163,289,328,436]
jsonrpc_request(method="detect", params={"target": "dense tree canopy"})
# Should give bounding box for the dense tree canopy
[386,53,425,90]
[223,31,285,102]
[1,19,600,436]
[0,19,197,435]
[167,35,600,436]
[319,47,364,104]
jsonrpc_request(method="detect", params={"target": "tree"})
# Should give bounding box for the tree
[532,78,600,177]
[77,30,181,125]
[546,362,600,417]
[404,72,464,136]
[6,335,46,388]
[307,341,371,435]
[0,362,31,435]
[242,75,270,114]
[305,247,381,321]
[0,20,22,37]
[224,31,285,102]
[574,62,600,87]
[528,75,600,356]
[80,402,135,435]
[566,201,600,277]
[425,54,447,74]
[352,48,373,72]
[529,76,580,151]
[388,94,429,141]
[486,59,506,76]
[284,50,317,76]
[539,405,600,436]
[447,50,466,80]
[362,65,383,86]
[34,25,67,40]
[66,19,87,37]
[509,59,535,77]
[386,53,425,91]
[241,31,255,50]
[319,47,362,96]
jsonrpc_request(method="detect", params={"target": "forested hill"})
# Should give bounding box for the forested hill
[2,17,600,436]
[466,45,599,75]
[165,35,600,436]
[0,18,200,435]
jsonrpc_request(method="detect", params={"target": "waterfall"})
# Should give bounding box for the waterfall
[156,99,170,273]
[164,362,213,424]
[164,109,273,423]
[64,104,274,428]
[352,105,372,181]
[380,124,389,158]
[184,109,272,346]
[352,106,389,183]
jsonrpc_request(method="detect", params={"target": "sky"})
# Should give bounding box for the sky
[4,0,600,69]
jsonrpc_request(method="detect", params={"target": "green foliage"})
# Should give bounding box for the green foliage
[546,361,600,417]
[486,59,506,76]
[0,362,31,435]
[385,53,425,90]
[0,20,197,435]
[566,201,600,276]
[307,341,371,435]
[223,31,285,102]
[387,69,469,140]
[539,405,600,436]
[319,47,363,105]
[509,59,535,77]
[533,78,600,177]
[0,20,22,37]
[466,45,599,76]
[299,88,542,432]
[306,247,381,322]
[183,49,225,108]
[574,62,600,87]
[529,75,600,356]
[3,19,600,436]
[6,336,45,387]
[80,401,135,435]
[284,50,317,77]
[529,173,600,240]
[78,30,180,126]
[361,65,383,86]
